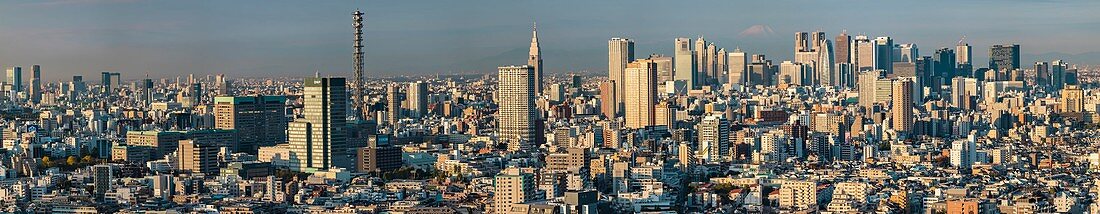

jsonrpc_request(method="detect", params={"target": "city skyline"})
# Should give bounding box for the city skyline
[2,0,1100,81]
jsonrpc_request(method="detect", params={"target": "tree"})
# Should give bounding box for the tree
[67,156,78,166]
[42,156,53,168]
[82,155,95,164]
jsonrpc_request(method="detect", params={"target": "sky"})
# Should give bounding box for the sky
[1,0,1099,81]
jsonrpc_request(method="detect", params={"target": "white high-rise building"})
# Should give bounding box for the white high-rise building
[407,81,428,118]
[498,65,538,152]
[624,60,657,129]
[727,49,748,86]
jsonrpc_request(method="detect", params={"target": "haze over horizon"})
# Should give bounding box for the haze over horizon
[2,0,1100,81]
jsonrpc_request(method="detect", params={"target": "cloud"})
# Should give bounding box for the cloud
[739,25,775,37]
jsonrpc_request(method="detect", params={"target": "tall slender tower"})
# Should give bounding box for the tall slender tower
[352,10,366,118]
[528,23,543,95]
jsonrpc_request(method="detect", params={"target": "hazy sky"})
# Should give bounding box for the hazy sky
[2,0,1099,81]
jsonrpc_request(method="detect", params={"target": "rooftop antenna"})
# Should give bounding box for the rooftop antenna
[957,35,967,46]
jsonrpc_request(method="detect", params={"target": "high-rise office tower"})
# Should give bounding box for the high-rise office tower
[624,60,657,129]
[101,71,112,93]
[498,65,538,152]
[956,43,972,65]
[795,32,810,52]
[892,79,914,133]
[894,43,917,63]
[110,72,121,89]
[1052,60,1068,90]
[852,35,875,72]
[817,39,835,86]
[705,43,718,84]
[695,37,710,86]
[674,38,696,90]
[810,31,826,52]
[989,44,1020,71]
[716,48,728,84]
[6,67,22,93]
[608,38,634,113]
[698,115,730,164]
[289,77,349,171]
[494,167,537,214]
[214,95,289,154]
[141,78,154,106]
[874,37,894,73]
[29,65,41,104]
[1035,61,1051,88]
[728,49,748,86]
[599,81,617,119]
[648,54,673,84]
[70,75,87,97]
[386,84,402,125]
[779,61,812,86]
[835,32,851,64]
[177,139,219,175]
[529,24,543,95]
[407,81,428,118]
[932,48,957,90]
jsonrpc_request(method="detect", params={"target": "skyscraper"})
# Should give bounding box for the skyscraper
[608,38,634,113]
[529,24,543,95]
[874,36,894,73]
[989,44,1020,71]
[674,38,696,90]
[817,39,835,86]
[289,77,349,171]
[932,48,957,90]
[852,35,875,72]
[727,49,747,86]
[214,95,289,154]
[695,37,710,86]
[795,32,810,52]
[101,71,112,93]
[956,43,972,65]
[705,42,718,84]
[892,79,914,133]
[6,66,22,93]
[386,84,402,125]
[599,81,617,119]
[624,60,657,129]
[716,48,728,84]
[29,65,41,104]
[407,81,428,118]
[835,32,851,64]
[498,65,538,152]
